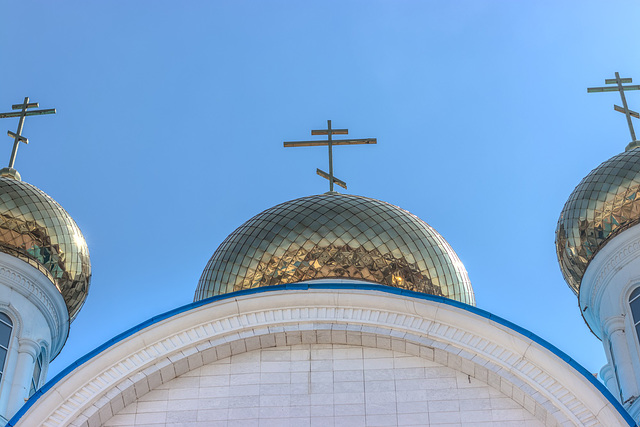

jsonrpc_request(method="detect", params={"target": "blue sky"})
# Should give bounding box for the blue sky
[2,1,640,380]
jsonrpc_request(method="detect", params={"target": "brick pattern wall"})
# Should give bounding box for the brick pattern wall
[104,343,542,427]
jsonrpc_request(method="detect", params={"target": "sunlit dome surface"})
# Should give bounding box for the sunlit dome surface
[196,193,474,305]
[0,177,91,320]
[556,148,640,295]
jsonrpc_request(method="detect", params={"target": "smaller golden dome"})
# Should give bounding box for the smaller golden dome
[0,177,91,320]
[196,193,474,305]
[556,147,640,294]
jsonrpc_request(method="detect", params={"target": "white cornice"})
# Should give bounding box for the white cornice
[17,338,40,358]
[0,252,69,358]
[16,289,628,427]
[581,224,640,337]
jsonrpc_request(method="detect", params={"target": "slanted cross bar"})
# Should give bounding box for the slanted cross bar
[284,120,376,192]
[588,72,639,142]
[0,97,56,168]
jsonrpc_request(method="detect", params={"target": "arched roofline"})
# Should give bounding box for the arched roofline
[8,283,636,426]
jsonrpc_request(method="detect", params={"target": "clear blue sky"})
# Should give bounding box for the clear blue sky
[2,1,640,379]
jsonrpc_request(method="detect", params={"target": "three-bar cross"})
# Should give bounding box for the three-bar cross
[284,120,376,192]
[0,97,56,168]
[588,72,639,143]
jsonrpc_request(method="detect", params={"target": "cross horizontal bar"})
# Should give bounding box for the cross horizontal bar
[605,78,632,84]
[284,138,377,148]
[311,129,348,135]
[587,85,640,93]
[317,169,347,189]
[11,102,38,110]
[615,104,640,119]
[7,131,28,143]
[0,108,56,119]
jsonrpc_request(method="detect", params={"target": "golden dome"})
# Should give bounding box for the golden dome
[556,148,640,294]
[0,177,91,320]
[195,193,475,305]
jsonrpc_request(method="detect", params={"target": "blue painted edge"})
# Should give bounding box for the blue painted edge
[8,284,637,426]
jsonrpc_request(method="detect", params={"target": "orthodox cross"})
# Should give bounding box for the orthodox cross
[588,72,640,142]
[0,97,56,168]
[284,120,376,192]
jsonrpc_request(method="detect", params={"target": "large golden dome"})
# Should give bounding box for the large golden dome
[196,193,474,305]
[0,177,91,320]
[556,148,640,294]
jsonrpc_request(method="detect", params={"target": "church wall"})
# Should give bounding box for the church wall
[10,288,633,427]
[105,343,543,427]
[0,252,69,422]
[581,223,640,419]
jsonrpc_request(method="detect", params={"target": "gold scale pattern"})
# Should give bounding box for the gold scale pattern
[196,193,475,305]
[0,177,91,320]
[557,148,640,294]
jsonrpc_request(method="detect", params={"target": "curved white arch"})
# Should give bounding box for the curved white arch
[11,288,633,427]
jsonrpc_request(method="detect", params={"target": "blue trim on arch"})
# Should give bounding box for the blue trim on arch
[7,283,637,426]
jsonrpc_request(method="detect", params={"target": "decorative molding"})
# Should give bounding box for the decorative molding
[604,316,627,337]
[594,240,640,294]
[0,267,57,335]
[13,290,627,427]
[582,225,640,334]
[0,253,68,357]
[76,328,557,427]
[17,339,40,359]
[0,303,23,338]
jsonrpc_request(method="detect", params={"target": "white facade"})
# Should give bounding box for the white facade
[581,223,640,420]
[107,344,542,426]
[9,287,632,426]
[0,252,69,424]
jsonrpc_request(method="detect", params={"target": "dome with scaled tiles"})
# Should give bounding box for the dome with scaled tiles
[556,147,640,295]
[195,192,474,305]
[0,175,91,320]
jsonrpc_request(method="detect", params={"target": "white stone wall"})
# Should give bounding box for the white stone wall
[20,290,627,426]
[105,343,542,427]
[581,223,640,420]
[0,252,68,421]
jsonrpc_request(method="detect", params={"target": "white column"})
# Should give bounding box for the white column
[603,316,639,404]
[6,338,39,417]
[0,253,69,423]
[600,363,619,398]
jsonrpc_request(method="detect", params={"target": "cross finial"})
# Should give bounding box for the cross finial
[0,97,56,177]
[284,120,376,192]
[588,72,640,150]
